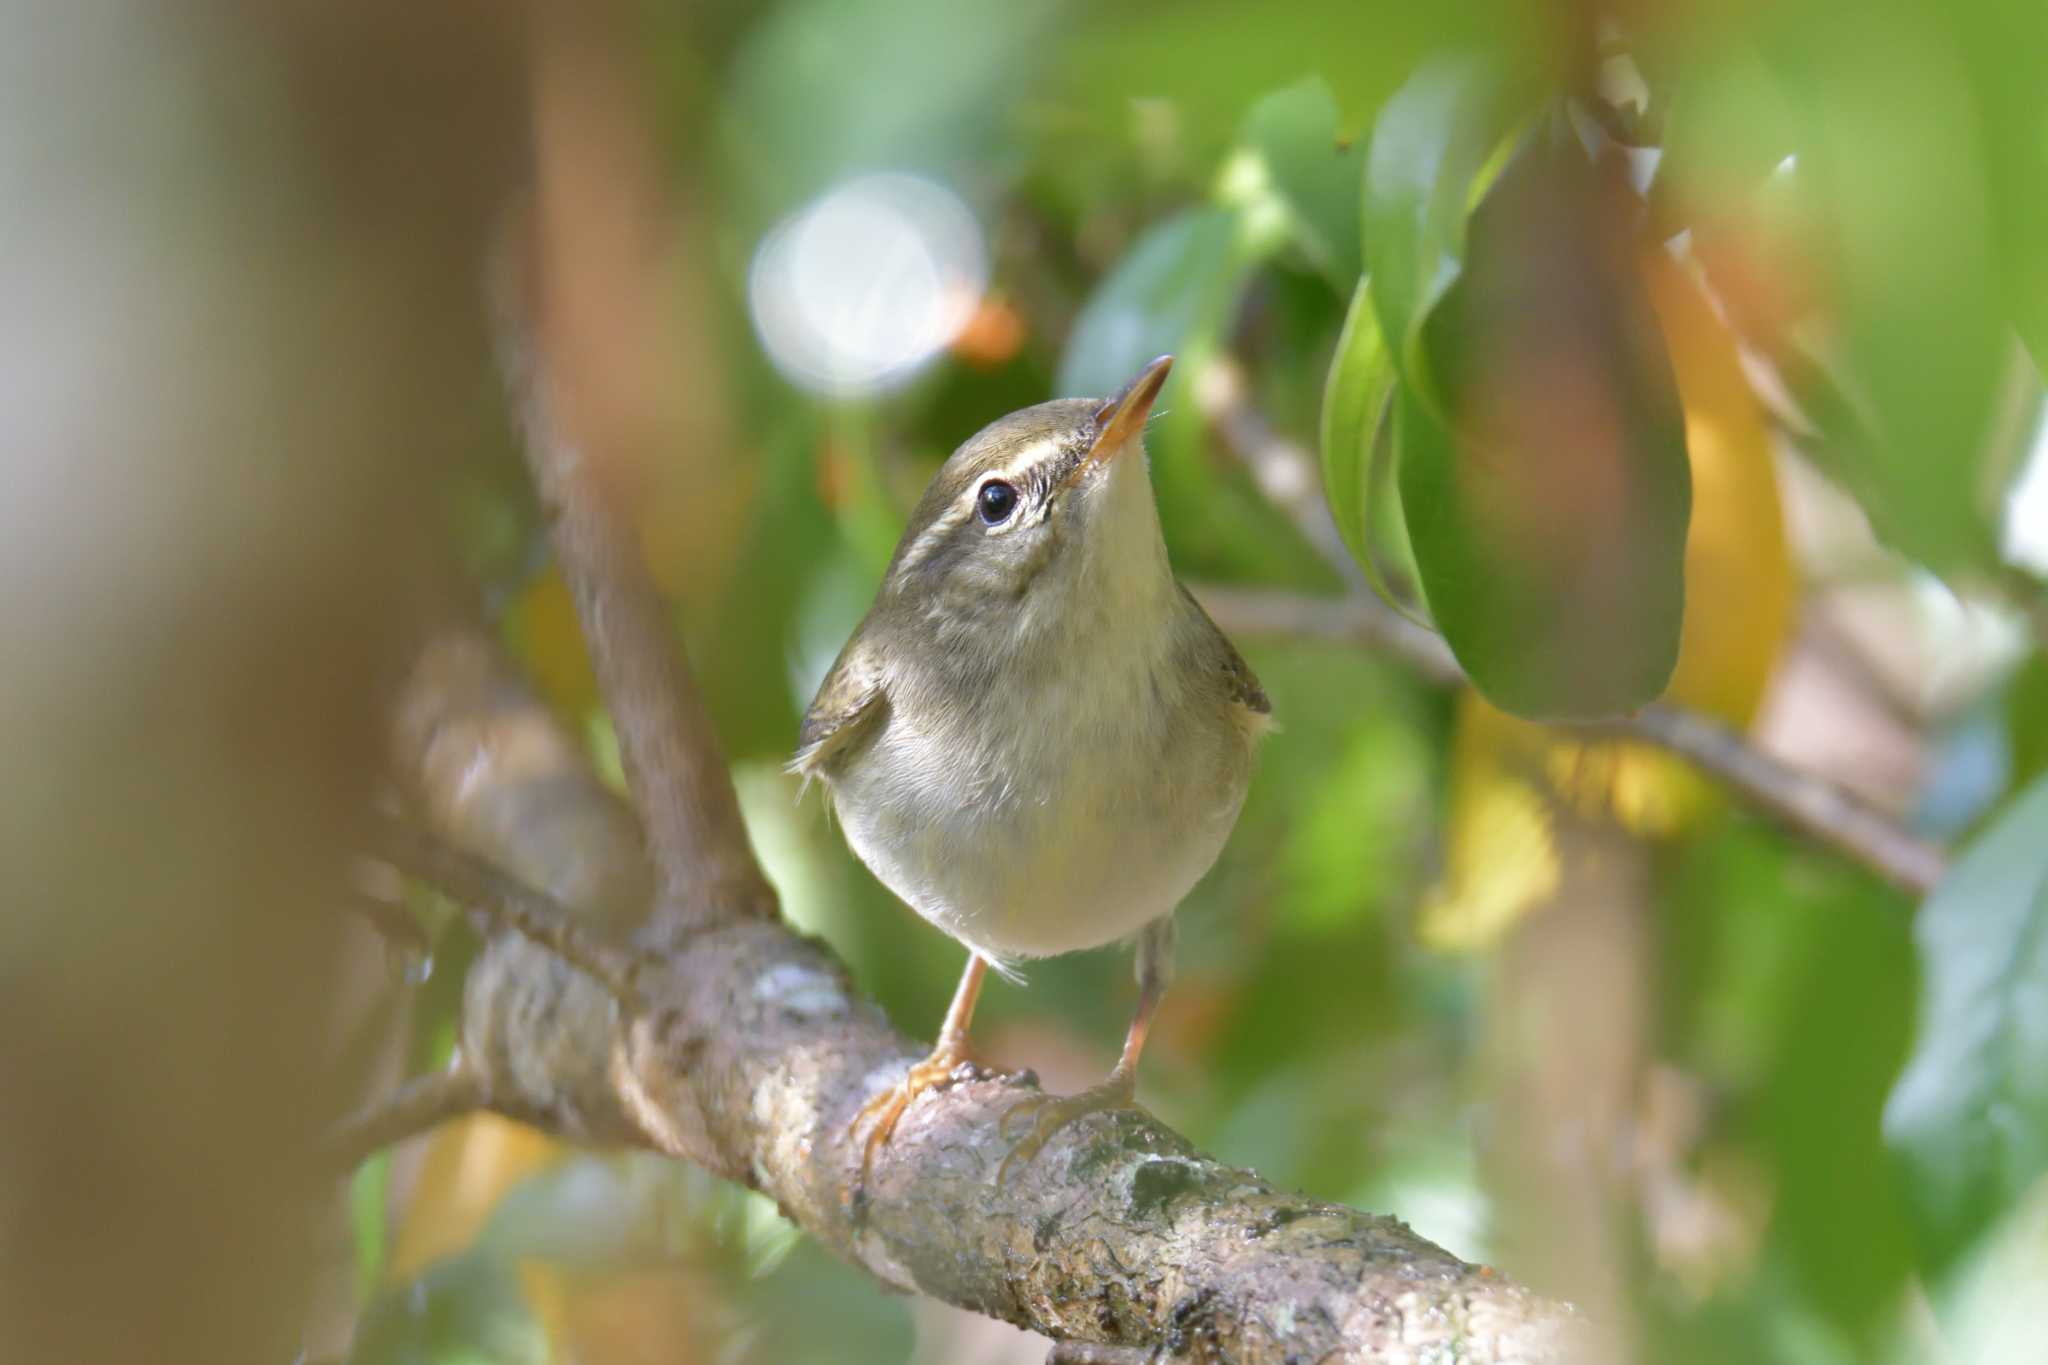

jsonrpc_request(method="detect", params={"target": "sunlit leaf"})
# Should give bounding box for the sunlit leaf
[1885,774,2048,1279]
[1397,119,1690,720]
[1318,275,1395,578]
[1363,54,1519,410]
[1924,1177,2048,1365]
[1417,741,1557,953]
[390,1116,564,1284]
[1238,77,1365,289]
[1642,251,1794,728]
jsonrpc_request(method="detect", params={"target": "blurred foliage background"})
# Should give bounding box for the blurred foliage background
[5,0,2048,1362]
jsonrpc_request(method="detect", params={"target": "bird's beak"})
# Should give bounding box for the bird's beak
[1073,354,1173,483]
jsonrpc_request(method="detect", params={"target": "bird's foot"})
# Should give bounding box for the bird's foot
[850,1047,968,1182]
[996,1069,1137,1183]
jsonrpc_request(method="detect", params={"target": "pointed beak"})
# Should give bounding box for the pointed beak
[1071,354,1172,484]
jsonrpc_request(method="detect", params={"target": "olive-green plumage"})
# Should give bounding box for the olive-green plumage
[794,356,1267,1171]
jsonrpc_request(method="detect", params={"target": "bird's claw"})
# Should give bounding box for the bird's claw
[851,1050,965,1184]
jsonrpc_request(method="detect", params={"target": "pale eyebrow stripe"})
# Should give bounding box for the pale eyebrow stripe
[893,434,1072,574]
[985,434,1069,492]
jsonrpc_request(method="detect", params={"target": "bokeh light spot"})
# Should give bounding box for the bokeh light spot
[748,173,986,397]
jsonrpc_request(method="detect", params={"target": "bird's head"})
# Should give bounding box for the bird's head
[877,356,1177,659]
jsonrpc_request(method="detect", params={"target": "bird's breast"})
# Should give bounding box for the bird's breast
[824,627,1254,963]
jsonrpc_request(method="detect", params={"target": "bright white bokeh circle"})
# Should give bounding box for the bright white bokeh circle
[748,173,987,397]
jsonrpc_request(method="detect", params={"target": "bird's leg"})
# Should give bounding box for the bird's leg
[999,916,1175,1181]
[852,952,989,1175]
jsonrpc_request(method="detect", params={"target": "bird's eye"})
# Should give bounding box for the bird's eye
[976,479,1018,526]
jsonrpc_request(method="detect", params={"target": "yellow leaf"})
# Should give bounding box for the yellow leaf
[387,1113,563,1282]
[1422,252,1795,951]
[1418,705,1560,952]
[505,568,602,717]
[1646,251,1795,729]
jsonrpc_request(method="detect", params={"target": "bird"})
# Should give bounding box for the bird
[792,355,1270,1175]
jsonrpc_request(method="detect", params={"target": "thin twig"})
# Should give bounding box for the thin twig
[1197,583,1461,685]
[1199,585,1947,897]
[1192,358,1365,594]
[342,888,432,959]
[320,1066,486,1171]
[487,218,776,940]
[369,816,651,1009]
[1597,703,1946,896]
[378,594,1584,1365]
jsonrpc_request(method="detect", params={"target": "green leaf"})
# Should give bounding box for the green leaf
[1884,773,2048,1280]
[1319,274,1411,613]
[351,1152,390,1304]
[1363,54,1517,409]
[1801,47,2008,574]
[1664,822,1917,1341]
[351,1255,546,1365]
[1058,206,1336,585]
[1320,276,1388,565]
[1237,78,1366,289]
[1723,6,2011,573]
[1058,206,1246,399]
[723,0,1058,220]
[1396,119,1691,720]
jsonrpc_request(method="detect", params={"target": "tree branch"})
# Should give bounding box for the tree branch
[369,815,651,1010]
[487,217,776,943]
[379,615,1584,1361]
[321,1066,487,1171]
[1194,356,1948,900]
[1199,585,1946,898]
[1588,702,1946,896]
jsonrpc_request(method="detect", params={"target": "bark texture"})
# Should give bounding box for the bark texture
[387,628,1583,1363]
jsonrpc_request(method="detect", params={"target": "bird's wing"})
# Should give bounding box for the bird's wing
[791,636,889,783]
[1179,584,1271,719]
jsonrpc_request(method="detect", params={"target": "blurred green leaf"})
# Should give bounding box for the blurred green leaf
[1397,118,1690,719]
[1885,774,2048,1280]
[351,1255,545,1365]
[1664,822,1917,1344]
[1363,54,1518,410]
[1318,275,1408,612]
[1058,206,1246,398]
[352,1152,390,1304]
[1237,78,1366,289]
[1950,0,2048,376]
[2004,653,2048,792]
[1779,10,2008,573]
[1646,38,1801,237]
[1058,205,1336,584]
[1035,0,1527,213]
[730,1239,915,1365]
[694,410,840,762]
[721,0,1060,220]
